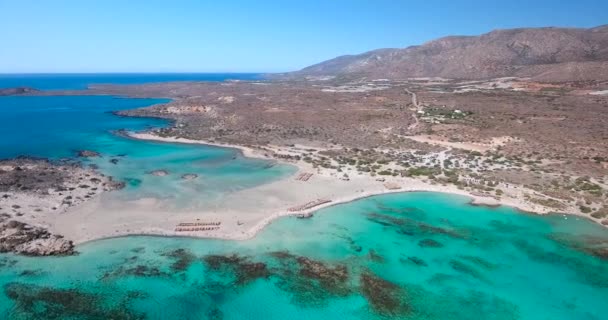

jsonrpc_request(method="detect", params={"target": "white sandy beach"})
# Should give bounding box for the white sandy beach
[25,132,572,245]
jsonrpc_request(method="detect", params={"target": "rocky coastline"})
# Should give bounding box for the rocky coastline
[0,157,121,256]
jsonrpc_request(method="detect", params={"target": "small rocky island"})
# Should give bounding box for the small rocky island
[0,157,122,256]
[0,87,40,96]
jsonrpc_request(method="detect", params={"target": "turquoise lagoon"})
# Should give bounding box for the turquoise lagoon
[0,95,294,207]
[0,75,606,319]
[1,193,607,319]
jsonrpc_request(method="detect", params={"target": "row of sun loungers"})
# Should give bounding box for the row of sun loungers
[295,172,313,181]
[288,198,332,212]
[175,226,220,232]
[177,222,221,226]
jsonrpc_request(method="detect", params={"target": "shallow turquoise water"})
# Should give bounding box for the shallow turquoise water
[1,192,606,319]
[0,95,294,206]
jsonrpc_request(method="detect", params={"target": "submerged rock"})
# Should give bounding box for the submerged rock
[457,255,497,270]
[367,212,466,239]
[124,178,142,187]
[368,249,385,263]
[203,254,270,285]
[76,150,101,158]
[181,173,198,180]
[269,251,352,300]
[106,180,126,190]
[449,259,487,282]
[405,256,427,266]
[148,169,169,177]
[296,256,349,287]
[589,247,608,260]
[418,238,444,248]
[161,248,196,272]
[3,282,145,320]
[548,233,608,261]
[101,264,167,280]
[360,270,410,316]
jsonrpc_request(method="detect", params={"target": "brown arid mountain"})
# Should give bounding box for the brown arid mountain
[285,25,608,81]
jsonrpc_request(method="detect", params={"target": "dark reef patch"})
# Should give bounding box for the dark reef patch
[18,269,44,277]
[0,257,18,268]
[131,247,145,254]
[202,254,270,286]
[402,256,428,267]
[101,264,167,280]
[3,282,145,320]
[161,248,196,272]
[124,178,142,187]
[368,249,385,263]
[269,251,353,306]
[449,259,487,282]
[457,255,497,270]
[488,219,525,233]
[513,240,608,288]
[548,233,608,261]
[418,238,444,248]
[373,201,427,219]
[359,270,410,317]
[366,212,466,239]
[326,232,363,253]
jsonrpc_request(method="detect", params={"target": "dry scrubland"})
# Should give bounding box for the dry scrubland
[114,78,608,222]
[2,76,608,255]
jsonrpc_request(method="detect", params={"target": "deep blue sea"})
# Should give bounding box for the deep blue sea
[0,75,606,319]
[0,73,261,90]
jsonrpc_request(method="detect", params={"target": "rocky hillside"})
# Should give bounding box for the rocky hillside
[287,25,608,81]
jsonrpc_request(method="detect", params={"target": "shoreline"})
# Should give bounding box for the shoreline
[76,190,581,248]
[56,131,593,247]
[127,132,277,161]
[6,130,600,253]
[3,129,604,254]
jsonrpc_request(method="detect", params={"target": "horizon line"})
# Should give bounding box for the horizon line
[0,72,275,75]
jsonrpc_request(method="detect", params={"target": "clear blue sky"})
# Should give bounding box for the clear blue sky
[1,0,606,73]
